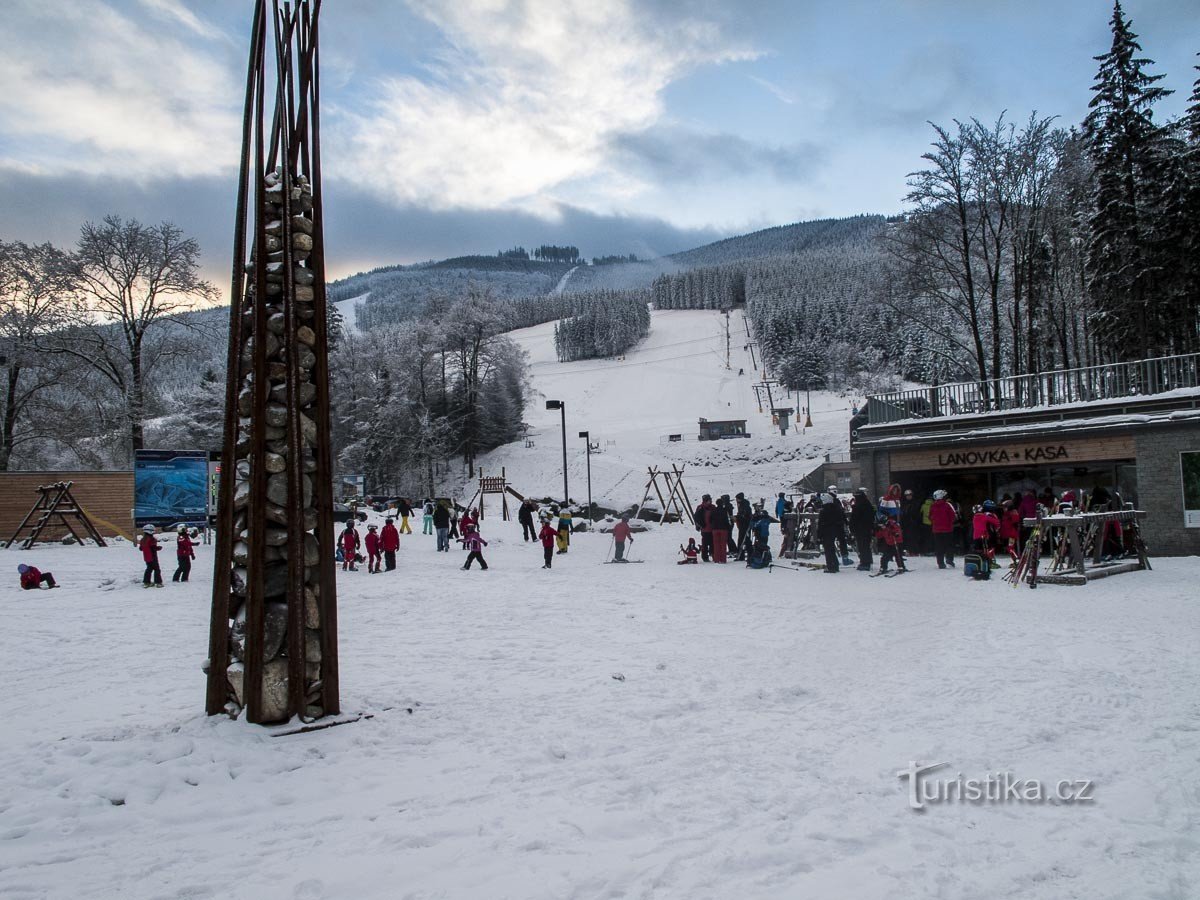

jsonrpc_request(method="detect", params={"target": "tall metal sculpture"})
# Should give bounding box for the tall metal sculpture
[206,0,339,723]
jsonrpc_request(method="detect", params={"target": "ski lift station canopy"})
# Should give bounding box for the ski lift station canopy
[698,418,750,441]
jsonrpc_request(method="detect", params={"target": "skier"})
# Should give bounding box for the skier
[612,514,634,562]
[172,526,196,582]
[422,499,435,535]
[745,505,773,569]
[971,501,1001,568]
[929,490,958,569]
[518,499,536,541]
[397,498,414,534]
[380,517,400,570]
[901,489,924,555]
[734,492,753,560]
[340,521,360,571]
[709,496,732,564]
[875,514,907,574]
[849,487,876,571]
[364,523,382,573]
[18,563,58,590]
[461,528,489,570]
[718,494,738,556]
[433,500,452,552]
[555,506,574,554]
[139,524,163,587]
[678,537,699,564]
[538,513,558,569]
[774,492,787,521]
[817,493,846,572]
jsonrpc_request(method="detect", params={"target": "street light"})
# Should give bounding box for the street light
[578,430,592,527]
[546,400,568,505]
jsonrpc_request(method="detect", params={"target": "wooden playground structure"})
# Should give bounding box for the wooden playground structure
[465,468,527,520]
[633,465,695,525]
[4,481,108,550]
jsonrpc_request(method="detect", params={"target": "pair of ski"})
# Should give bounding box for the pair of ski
[869,569,907,578]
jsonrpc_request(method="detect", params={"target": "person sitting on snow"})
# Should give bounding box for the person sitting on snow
[18,563,58,590]
[678,537,699,564]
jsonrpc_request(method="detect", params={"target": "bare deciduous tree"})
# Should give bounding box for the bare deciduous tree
[51,216,217,455]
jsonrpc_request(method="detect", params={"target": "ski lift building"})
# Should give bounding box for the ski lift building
[698,418,750,441]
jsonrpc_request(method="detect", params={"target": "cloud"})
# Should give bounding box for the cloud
[0,167,729,296]
[335,0,758,211]
[0,0,239,178]
[611,125,826,184]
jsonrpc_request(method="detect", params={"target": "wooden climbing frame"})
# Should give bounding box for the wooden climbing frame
[4,481,108,550]
[465,467,527,520]
[633,465,695,525]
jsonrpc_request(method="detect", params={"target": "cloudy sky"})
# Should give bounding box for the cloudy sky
[0,0,1196,286]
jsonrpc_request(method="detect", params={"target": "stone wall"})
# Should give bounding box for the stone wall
[1133,424,1200,557]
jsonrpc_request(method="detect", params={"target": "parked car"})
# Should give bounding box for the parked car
[332,503,368,524]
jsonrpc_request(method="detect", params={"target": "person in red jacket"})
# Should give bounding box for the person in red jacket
[172,526,196,582]
[340,522,360,571]
[18,563,58,589]
[875,516,907,573]
[612,514,634,562]
[678,537,699,564]
[364,524,382,573]
[997,500,1021,562]
[380,517,400,571]
[140,524,163,587]
[537,514,558,569]
[928,491,958,569]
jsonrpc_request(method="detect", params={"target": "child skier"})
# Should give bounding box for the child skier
[18,563,58,589]
[140,524,163,587]
[678,537,699,564]
[538,514,557,569]
[875,515,907,574]
[340,522,360,571]
[380,517,400,570]
[461,528,489,570]
[422,499,435,535]
[972,501,1001,568]
[612,514,633,562]
[364,523,382,573]
[172,526,196,582]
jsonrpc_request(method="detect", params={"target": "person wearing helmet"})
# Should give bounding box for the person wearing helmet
[140,523,163,587]
[537,513,557,568]
[364,523,382,573]
[18,563,58,590]
[380,517,400,570]
[972,501,1001,567]
[172,526,196,582]
[929,490,958,569]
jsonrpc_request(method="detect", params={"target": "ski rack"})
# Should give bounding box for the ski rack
[1021,508,1150,586]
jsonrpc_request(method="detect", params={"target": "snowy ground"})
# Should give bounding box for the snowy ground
[460,309,859,508]
[2,530,1198,899]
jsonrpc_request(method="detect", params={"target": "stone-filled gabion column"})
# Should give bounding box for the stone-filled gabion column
[207,0,339,725]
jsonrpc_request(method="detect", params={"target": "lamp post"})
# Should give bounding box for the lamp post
[546,400,568,505]
[578,430,592,527]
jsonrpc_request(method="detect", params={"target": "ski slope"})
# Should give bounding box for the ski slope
[467,308,858,508]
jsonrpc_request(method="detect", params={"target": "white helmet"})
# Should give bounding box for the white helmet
[143,523,156,533]
[933,490,947,500]
[827,485,838,494]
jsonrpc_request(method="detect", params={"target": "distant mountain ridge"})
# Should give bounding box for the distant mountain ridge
[326,213,887,329]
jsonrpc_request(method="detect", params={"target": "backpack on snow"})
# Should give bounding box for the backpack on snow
[963,553,990,580]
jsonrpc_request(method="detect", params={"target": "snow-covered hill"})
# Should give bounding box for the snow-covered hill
[461,308,859,509]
